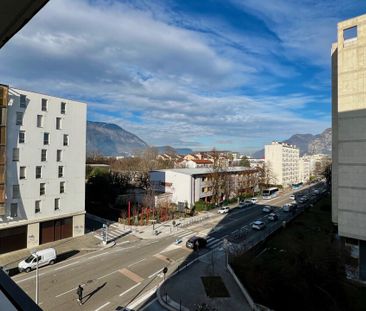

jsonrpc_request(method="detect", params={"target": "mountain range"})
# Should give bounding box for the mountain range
[252,128,332,158]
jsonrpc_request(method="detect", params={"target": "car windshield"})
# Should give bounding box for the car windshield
[25,255,35,263]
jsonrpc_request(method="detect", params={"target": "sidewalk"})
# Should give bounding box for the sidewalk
[158,249,251,311]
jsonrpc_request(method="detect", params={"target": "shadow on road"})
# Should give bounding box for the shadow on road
[82,282,107,304]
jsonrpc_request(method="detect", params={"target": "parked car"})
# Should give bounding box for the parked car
[262,205,273,213]
[239,200,252,208]
[289,194,295,200]
[186,236,207,250]
[252,220,266,230]
[250,198,258,204]
[282,203,293,212]
[268,213,278,221]
[18,248,57,273]
[218,206,230,214]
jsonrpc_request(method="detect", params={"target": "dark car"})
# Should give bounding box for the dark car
[186,236,207,250]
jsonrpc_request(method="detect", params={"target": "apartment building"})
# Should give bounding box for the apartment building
[149,167,258,208]
[0,85,86,254]
[264,141,299,187]
[332,14,366,280]
[298,156,310,183]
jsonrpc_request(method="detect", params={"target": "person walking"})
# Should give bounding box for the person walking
[77,284,83,305]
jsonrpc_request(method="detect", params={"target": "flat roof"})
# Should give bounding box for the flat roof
[151,167,255,176]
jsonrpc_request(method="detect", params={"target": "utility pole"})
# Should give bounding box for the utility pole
[32,251,39,305]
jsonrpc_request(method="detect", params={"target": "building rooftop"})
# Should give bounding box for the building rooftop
[151,167,255,176]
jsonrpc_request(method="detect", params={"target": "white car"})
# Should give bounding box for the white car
[18,248,57,273]
[289,194,295,200]
[218,206,230,214]
[250,198,258,204]
[252,220,266,230]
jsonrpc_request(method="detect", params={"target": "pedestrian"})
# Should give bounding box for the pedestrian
[77,284,83,304]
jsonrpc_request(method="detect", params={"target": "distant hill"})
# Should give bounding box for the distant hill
[87,121,148,156]
[252,128,332,158]
[156,146,193,155]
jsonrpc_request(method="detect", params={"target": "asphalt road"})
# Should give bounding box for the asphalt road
[12,182,326,311]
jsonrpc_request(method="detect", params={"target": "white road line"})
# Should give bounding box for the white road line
[97,270,117,280]
[55,287,77,298]
[94,301,110,311]
[128,258,145,267]
[119,282,141,297]
[148,269,162,279]
[54,261,80,271]
[16,273,46,284]
[128,287,157,309]
[88,251,110,260]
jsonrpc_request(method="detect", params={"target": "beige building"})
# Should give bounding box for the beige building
[332,14,366,280]
[298,156,310,183]
[265,141,299,187]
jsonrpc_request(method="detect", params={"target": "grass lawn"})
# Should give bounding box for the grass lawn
[201,276,230,298]
[231,195,366,311]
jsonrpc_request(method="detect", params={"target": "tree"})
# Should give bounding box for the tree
[322,162,332,187]
[259,162,277,190]
[239,156,250,167]
[209,148,227,204]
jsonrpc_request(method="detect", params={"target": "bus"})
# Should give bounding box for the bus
[291,182,303,190]
[262,187,279,199]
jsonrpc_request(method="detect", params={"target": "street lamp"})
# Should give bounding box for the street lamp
[31,250,39,305]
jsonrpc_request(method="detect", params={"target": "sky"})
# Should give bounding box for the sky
[0,0,365,153]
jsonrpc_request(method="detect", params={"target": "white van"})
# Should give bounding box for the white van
[18,248,57,273]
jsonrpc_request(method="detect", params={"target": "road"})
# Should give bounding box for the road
[12,182,326,311]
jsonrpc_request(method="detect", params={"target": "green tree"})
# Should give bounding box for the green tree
[239,156,250,167]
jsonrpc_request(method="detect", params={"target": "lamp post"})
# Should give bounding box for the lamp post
[32,250,39,305]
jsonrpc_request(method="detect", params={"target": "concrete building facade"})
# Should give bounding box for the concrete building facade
[264,142,299,187]
[332,14,366,280]
[149,167,258,208]
[0,85,86,254]
[298,156,310,183]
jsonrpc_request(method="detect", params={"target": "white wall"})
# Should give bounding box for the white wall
[4,88,86,224]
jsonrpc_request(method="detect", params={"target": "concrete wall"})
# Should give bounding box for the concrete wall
[27,222,39,248]
[332,14,366,243]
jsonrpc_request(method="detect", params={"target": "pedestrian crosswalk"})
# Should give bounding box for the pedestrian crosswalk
[175,230,222,250]
[94,224,131,241]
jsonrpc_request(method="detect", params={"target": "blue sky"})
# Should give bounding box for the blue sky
[0,0,365,153]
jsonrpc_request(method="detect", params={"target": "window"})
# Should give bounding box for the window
[20,166,26,179]
[35,200,41,213]
[57,150,62,162]
[13,148,19,161]
[20,95,26,108]
[41,98,48,111]
[61,102,66,114]
[43,132,49,145]
[10,203,18,217]
[58,166,64,178]
[344,26,357,41]
[56,117,62,130]
[60,181,65,194]
[63,134,69,146]
[19,131,25,144]
[40,183,45,195]
[37,115,43,128]
[54,198,60,210]
[36,166,42,179]
[0,107,6,126]
[41,149,47,162]
[16,112,23,125]
[12,185,20,199]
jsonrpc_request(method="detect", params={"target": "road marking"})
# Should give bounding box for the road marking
[54,261,80,271]
[153,253,172,263]
[97,270,117,280]
[16,273,46,284]
[94,301,110,311]
[88,251,110,260]
[128,258,145,267]
[127,287,157,309]
[119,282,141,297]
[119,268,144,283]
[139,297,158,311]
[148,269,162,279]
[56,287,77,298]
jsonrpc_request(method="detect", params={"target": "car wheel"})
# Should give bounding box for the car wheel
[25,267,31,273]
[50,260,55,265]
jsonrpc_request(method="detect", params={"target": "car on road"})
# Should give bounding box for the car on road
[262,205,273,213]
[239,200,253,208]
[268,213,278,221]
[218,206,230,214]
[250,198,258,204]
[289,194,295,200]
[252,220,266,230]
[18,248,57,273]
[186,236,207,250]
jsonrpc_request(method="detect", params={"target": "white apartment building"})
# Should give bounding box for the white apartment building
[265,142,299,187]
[0,85,86,254]
[298,156,311,183]
[149,167,258,208]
